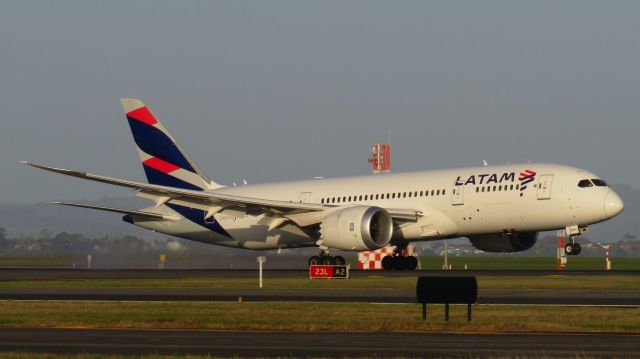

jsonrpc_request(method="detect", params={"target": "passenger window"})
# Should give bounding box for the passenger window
[420,191,424,196]
[442,189,446,195]
[359,195,363,201]
[510,184,514,190]
[436,190,440,196]
[408,192,412,198]
[476,187,479,193]
[431,190,435,196]
[591,179,607,187]
[481,187,485,192]
[578,179,593,188]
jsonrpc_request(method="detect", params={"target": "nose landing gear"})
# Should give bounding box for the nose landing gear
[563,225,586,256]
[564,242,582,256]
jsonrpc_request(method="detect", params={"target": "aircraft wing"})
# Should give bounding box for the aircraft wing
[51,202,180,221]
[23,161,421,226]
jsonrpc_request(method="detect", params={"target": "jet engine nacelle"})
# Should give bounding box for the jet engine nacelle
[468,231,538,253]
[320,206,393,251]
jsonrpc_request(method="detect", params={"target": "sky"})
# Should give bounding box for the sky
[1,1,639,204]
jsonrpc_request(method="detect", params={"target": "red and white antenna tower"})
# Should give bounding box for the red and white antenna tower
[368,133,391,174]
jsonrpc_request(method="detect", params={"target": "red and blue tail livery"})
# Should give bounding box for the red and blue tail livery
[121,98,220,191]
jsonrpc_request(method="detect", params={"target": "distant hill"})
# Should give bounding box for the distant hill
[1,184,638,242]
[0,197,155,239]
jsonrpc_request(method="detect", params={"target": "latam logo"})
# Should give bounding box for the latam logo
[454,172,515,186]
[518,170,537,196]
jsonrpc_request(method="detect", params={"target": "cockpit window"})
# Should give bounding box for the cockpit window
[591,179,608,187]
[578,179,593,188]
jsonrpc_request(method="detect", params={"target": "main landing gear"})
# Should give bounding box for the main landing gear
[308,250,346,266]
[381,243,418,271]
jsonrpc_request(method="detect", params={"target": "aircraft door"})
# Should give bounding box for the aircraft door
[299,192,312,203]
[537,174,553,200]
[451,186,464,206]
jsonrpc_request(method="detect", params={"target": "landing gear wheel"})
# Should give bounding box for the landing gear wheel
[405,256,418,270]
[396,256,411,270]
[309,256,322,265]
[321,256,336,265]
[381,256,394,270]
[572,243,582,255]
[565,242,582,256]
[564,243,574,256]
[382,255,418,270]
[334,256,346,266]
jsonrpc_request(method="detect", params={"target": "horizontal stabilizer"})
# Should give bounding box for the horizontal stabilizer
[50,202,180,221]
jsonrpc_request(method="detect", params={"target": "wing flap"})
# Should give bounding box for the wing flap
[51,202,180,221]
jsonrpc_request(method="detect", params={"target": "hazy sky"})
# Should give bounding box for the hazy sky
[1,1,639,204]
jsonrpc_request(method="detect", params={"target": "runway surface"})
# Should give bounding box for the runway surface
[1,287,638,305]
[1,327,638,357]
[2,268,639,280]
[0,269,638,305]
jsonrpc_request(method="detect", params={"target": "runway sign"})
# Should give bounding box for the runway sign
[309,265,349,279]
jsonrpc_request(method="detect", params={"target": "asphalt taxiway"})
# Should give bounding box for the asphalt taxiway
[0,287,638,305]
[1,327,638,357]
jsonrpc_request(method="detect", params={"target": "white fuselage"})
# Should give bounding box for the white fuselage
[135,163,623,250]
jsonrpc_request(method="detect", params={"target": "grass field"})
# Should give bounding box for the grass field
[0,256,77,268]
[0,300,638,334]
[0,355,611,359]
[0,356,623,359]
[0,274,638,291]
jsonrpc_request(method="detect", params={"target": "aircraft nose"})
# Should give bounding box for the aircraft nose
[604,191,624,218]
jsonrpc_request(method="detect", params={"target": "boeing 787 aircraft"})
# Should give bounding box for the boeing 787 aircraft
[23,99,624,270]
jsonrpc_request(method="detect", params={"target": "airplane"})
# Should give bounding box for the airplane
[23,98,624,270]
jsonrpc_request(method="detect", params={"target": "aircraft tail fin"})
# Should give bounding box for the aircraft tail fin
[120,98,222,191]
